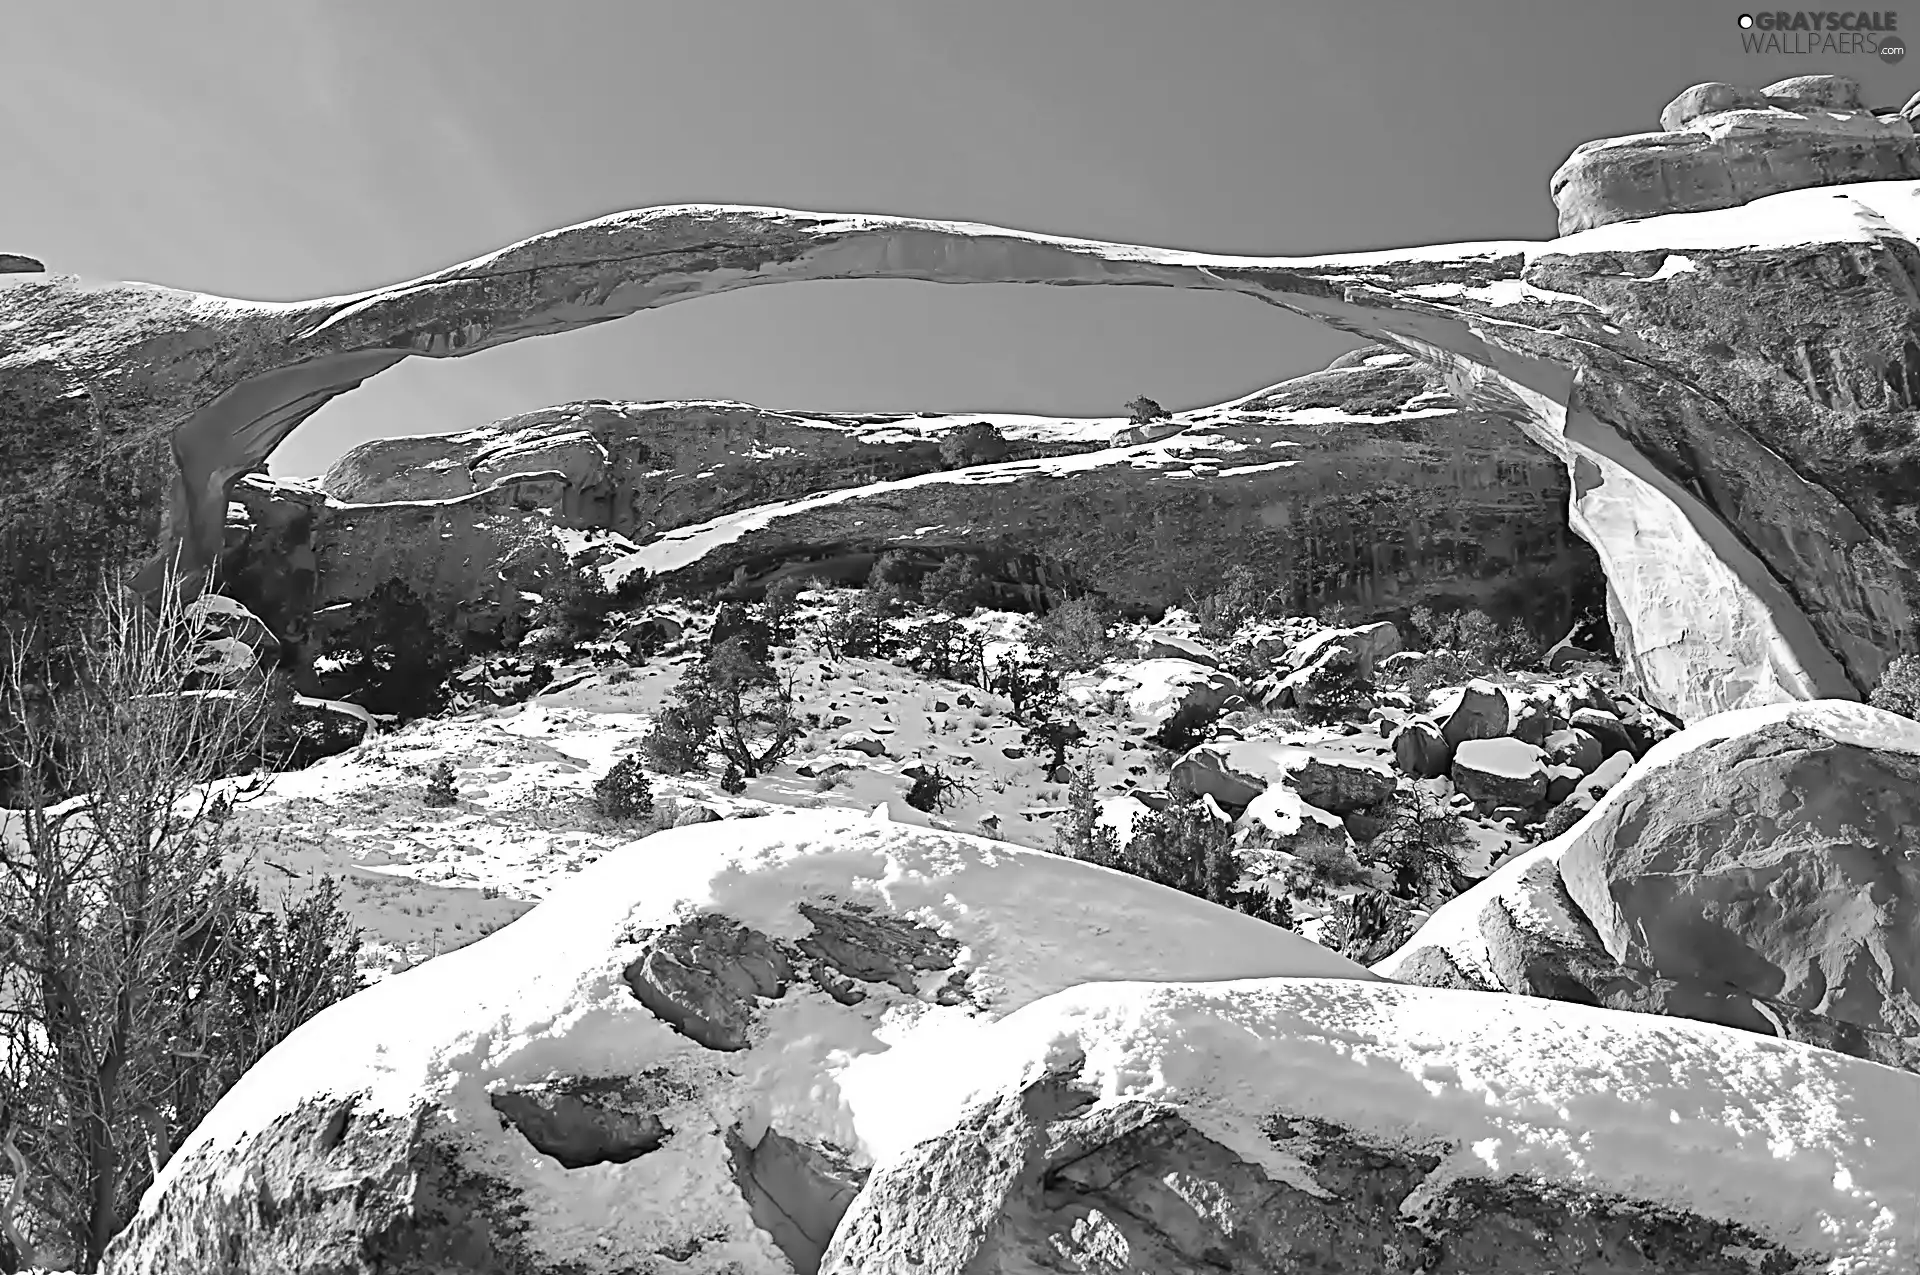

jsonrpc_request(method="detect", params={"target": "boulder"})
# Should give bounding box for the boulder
[1450,737,1551,810]
[1552,77,1920,234]
[1285,620,1402,679]
[1108,658,1242,732]
[1569,706,1637,759]
[1236,785,1354,861]
[1507,695,1556,746]
[1383,701,1920,1076]
[836,730,891,758]
[1390,720,1452,778]
[1169,739,1393,813]
[1139,631,1220,667]
[1543,726,1603,775]
[820,979,1919,1274]
[104,811,1375,1274]
[1439,679,1509,748]
[1544,762,1584,807]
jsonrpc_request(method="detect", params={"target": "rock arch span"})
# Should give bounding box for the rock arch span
[6,192,1909,719]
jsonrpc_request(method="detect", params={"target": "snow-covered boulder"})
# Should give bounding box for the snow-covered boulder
[1138,631,1221,668]
[1169,740,1393,813]
[1382,701,1920,1076]
[1235,785,1353,862]
[1104,658,1242,731]
[1284,620,1401,679]
[103,810,1374,1275]
[1569,705,1638,759]
[1542,725,1603,775]
[1388,720,1451,778]
[1450,737,1550,810]
[820,978,1920,1273]
[1438,679,1508,747]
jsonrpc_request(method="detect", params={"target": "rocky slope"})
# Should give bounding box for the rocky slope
[10,163,1920,718]
[224,350,1596,673]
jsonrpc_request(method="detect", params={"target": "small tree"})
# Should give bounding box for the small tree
[423,760,458,808]
[904,765,977,813]
[1372,787,1471,907]
[989,657,1061,725]
[1124,396,1169,426]
[319,578,463,719]
[593,757,655,821]
[523,563,620,659]
[919,554,993,616]
[818,591,899,661]
[0,571,363,1270]
[762,576,809,645]
[1053,768,1120,865]
[1034,595,1119,673]
[1192,564,1279,642]
[1022,714,1086,772]
[719,760,748,795]
[907,616,985,682]
[1870,653,1920,719]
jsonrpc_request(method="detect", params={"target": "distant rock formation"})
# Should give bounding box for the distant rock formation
[10,130,1920,718]
[1552,74,1920,233]
[1379,699,1920,1076]
[222,351,1597,680]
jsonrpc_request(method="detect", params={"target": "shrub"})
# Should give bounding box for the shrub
[1192,564,1279,642]
[720,760,748,794]
[523,563,620,658]
[1149,703,1219,754]
[1022,714,1086,771]
[0,573,362,1270]
[989,657,1061,724]
[1052,768,1120,863]
[423,759,459,807]
[1870,653,1920,719]
[818,591,900,660]
[318,578,463,719]
[1034,595,1120,673]
[1538,796,1589,842]
[937,422,1010,469]
[905,765,976,813]
[1372,787,1471,906]
[593,756,655,821]
[1319,890,1419,965]
[762,576,808,644]
[1061,794,1292,929]
[655,638,800,780]
[907,615,986,682]
[919,554,994,616]
[865,550,918,609]
[707,601,772,665]
[1124,395,1169,425]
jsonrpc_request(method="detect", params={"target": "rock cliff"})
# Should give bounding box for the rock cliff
[10,144,1920,718]
[231,351,1595,672]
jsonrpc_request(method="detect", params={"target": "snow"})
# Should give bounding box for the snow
[1452,735,1547,779]
[843,978,1920,1272]
[159,810,1376,1269]
[1546,179,1920,257]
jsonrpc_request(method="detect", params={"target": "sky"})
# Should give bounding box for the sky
[7,0,1916,479]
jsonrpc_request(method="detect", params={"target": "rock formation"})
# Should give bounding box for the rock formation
[820,978,1916,1273]
[1379,699,1920,1075]
[101,810,1375,1274]
[220,352,1596,672]
[12,92,1920,718]
[1553,74,1920,234]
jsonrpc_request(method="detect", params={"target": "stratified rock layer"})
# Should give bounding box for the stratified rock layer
[1553,75,1920,234]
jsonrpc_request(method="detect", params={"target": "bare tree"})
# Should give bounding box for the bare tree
[0,567,360,1271]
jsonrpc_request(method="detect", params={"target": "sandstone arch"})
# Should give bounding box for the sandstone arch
[5,191,1910,719]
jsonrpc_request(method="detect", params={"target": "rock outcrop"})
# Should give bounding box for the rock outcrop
[102,810,1375,1274]
[819,978,1918,1274]
[224,352,1596,669]
[1553,74,1920,234]
[1379,699,1920,1075]
[13,146,1920,718]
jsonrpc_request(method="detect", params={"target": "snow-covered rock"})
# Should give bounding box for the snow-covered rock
[1102,658,1242,731]
[1450,737,1550,810]
[1439,679,1509,747]
[821,977,1920,1273]
[1169,739,1394,813]
[104,811,1374,1274]
[1382,700,1920,1076]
